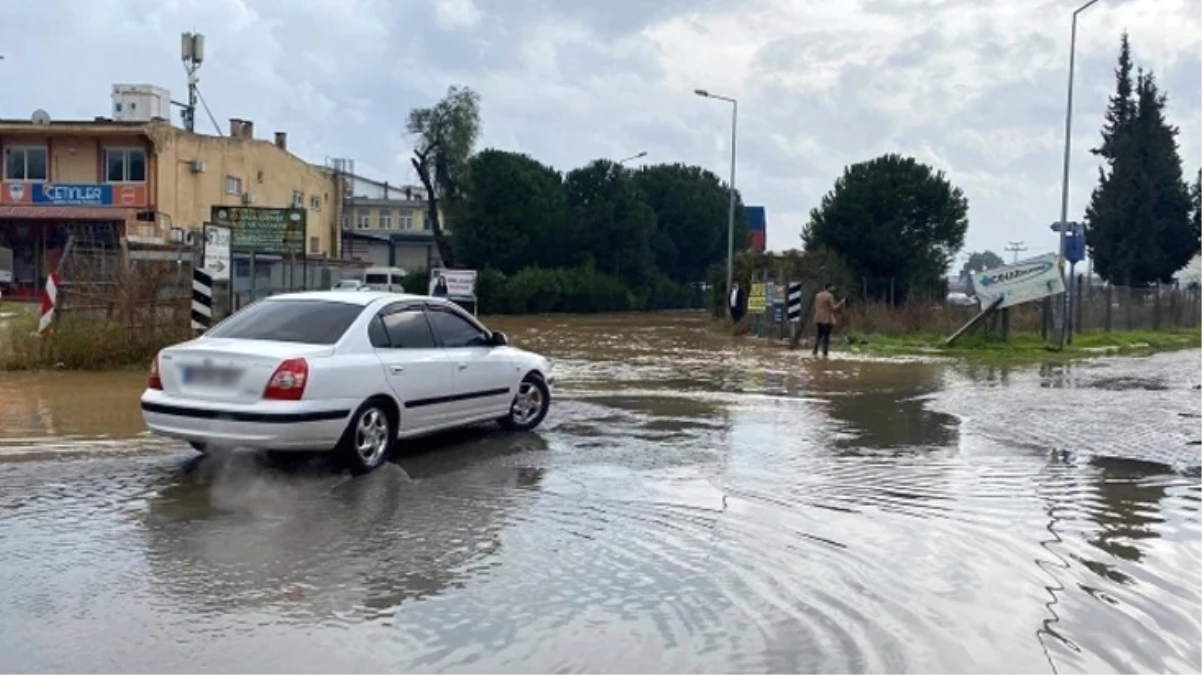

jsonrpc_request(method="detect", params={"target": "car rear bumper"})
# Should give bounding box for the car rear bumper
[140,391,351,451]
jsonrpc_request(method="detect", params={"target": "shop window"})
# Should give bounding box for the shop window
[104,148,147,183]
[3,146,48,181]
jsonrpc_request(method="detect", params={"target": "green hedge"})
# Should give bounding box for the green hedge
[404,265,702,314]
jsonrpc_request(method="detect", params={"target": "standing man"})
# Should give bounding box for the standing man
[812,282,845,357]
[729,282,746,324]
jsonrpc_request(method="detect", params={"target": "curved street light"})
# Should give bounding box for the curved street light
[694,88,738,300]
[617,151,648,165]
[1055,0,1103,348]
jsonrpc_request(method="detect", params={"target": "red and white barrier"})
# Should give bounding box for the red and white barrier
[36,273,60,335]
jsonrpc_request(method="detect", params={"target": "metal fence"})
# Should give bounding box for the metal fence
[229,255,367,310]
[1075,282,1201,332]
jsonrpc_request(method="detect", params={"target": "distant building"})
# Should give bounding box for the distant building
[0,96,340,298]
[744,205,766,252]
[331,162,441,272]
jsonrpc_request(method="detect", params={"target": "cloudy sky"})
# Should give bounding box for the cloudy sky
[2,0,1199,263]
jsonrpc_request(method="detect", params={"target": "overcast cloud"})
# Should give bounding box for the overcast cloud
[1,0,1198,261]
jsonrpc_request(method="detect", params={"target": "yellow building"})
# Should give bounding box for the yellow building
[0,116,340,297]
[154,118,340,256]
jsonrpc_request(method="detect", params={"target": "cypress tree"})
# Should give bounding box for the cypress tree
[1190,169,1201,246]
[1085,37,1197,285]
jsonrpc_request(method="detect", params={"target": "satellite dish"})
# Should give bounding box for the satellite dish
[31,109,51,125]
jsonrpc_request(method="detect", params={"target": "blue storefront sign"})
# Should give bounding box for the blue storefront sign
[32,184,114,206]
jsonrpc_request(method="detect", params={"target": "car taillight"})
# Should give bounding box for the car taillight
[148,353,163,390]
[263,358,309,401]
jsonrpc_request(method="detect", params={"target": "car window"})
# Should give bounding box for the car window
[427,308,489,348]
[367,315,389,348]
[365,273,388,284]
[206,300,362,345]
[380,308,437,349]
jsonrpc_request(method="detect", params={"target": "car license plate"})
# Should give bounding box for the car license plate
[182,366,241,387]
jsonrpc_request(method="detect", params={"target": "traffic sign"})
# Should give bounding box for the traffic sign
[202,223,232,282]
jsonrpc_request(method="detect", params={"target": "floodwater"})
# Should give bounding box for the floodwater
[0,312,1199,674]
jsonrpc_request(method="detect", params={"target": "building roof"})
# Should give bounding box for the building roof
[0,118,156,135]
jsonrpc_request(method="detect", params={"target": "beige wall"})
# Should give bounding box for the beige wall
[152,123,340,256]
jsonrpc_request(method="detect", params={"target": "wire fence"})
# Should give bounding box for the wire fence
[1075,281,1201,332]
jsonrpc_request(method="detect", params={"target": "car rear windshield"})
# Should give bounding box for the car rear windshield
[365,274,389,284]
[206,300,363,344]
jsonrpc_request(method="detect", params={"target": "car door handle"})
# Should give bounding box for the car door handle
[457,362,468,370]
[389,365,405,374]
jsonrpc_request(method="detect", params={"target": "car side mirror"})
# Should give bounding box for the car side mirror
[490,331,509,347]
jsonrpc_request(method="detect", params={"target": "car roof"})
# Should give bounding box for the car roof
[264,290,431,306]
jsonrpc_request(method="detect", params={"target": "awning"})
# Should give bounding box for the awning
[0,206,136,220]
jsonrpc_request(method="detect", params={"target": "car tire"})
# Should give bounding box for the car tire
[188,441,208,454]
[498,374,551,432]
[335,398,397,475]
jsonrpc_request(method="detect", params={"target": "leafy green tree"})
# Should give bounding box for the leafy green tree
[1190,168,1201,246]
[450,149,564,274]
[632,163,746,282]
[1085,40,1196,285]
[562,160,656,285]
[407,85,481,267]
[959,251,1005,278]
[801,153,969,301]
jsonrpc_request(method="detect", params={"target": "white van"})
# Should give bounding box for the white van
[363,266,407,292]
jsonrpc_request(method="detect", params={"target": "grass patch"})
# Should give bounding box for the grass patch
[846,328,1201,362]
[0,300,35,316]
[0,311,193,371]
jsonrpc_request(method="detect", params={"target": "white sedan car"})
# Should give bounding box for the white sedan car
[140,291,554,474]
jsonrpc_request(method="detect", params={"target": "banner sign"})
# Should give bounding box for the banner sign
[972,253,1065,310]
[429,268,477,301]
[210,206,306,255]
[748,282,767,313]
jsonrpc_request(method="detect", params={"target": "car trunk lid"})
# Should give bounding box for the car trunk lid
[158,338,333,403]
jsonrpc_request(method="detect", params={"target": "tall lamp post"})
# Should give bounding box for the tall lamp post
[617,151,647,165]
[694,88,738,299]
[1055,0,1102,348]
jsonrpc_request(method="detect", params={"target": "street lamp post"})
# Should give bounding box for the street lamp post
[694,88,738,301]
[617,151,647,165]
[1055,0,1102,348]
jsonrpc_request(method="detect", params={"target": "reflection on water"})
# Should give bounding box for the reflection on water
[0,312,1198,673]
[142,430,548,623]
[0,371,151,454]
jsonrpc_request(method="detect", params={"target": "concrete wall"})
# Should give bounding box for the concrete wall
[151,122,340,255]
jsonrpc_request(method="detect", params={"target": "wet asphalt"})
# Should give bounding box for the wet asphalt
[0,313,1199,673]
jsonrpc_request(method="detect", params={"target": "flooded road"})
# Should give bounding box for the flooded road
[1,312,1199,673]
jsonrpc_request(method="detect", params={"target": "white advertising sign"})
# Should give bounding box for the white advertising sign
[429,268,477,301]
[972,253,1065,310]
[202,223,232,282]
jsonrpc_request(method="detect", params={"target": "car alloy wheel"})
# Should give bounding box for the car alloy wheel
[355,407,390,467]
[338,399,396,474]
[499,375,550,432]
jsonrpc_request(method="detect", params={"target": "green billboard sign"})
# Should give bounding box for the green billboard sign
[209,206,307,255]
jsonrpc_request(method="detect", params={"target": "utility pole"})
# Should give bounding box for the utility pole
[1005,241,1027,264]
[181,32,205,133]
